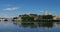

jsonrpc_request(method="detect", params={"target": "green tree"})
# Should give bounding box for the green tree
[42,15,53,19]
[13,17,18,19]
[29,14,37,17]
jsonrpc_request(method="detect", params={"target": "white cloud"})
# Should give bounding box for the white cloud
[3,7,19,11]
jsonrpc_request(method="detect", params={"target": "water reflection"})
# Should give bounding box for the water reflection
[13,21,53,28]
[53,22,60,27]
[0,21,60,32]
[12,21,60,32]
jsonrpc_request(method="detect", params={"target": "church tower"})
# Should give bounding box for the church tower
[44,11,51,15]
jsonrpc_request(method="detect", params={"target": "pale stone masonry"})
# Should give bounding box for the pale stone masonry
[53,15,60,20]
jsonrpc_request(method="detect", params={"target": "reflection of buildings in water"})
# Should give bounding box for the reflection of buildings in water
[53,22,60,27]
[13,21,53,28]
[13,21,22,27]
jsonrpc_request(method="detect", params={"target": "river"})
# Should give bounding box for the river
[0,21,60,32]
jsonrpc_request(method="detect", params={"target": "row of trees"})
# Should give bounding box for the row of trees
[13,14,53,21]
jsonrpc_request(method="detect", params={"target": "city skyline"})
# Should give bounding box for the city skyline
[0,0,60,18]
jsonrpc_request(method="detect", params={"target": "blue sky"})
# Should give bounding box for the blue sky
[0,0,60,18]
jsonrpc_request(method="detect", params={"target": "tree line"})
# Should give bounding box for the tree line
[13,14,53,21]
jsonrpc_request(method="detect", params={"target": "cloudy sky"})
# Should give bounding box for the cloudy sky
[0,0,60,18]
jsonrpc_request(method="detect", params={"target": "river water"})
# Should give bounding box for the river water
[0,21,60,32]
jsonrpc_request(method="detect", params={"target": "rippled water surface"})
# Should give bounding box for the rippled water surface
[0,21,60,32]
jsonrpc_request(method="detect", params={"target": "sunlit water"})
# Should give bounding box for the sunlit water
[0,21,60,32]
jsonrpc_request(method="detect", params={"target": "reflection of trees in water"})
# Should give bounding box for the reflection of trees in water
[21,23,37,28]
[21,22,53,28]
[13,21,21,27]
[13,21,53,28]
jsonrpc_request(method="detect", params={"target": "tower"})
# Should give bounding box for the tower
[44,11,50,15]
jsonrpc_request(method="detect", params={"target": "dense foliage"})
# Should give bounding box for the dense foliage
[42,15,53,19]
[13,14,53,21]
